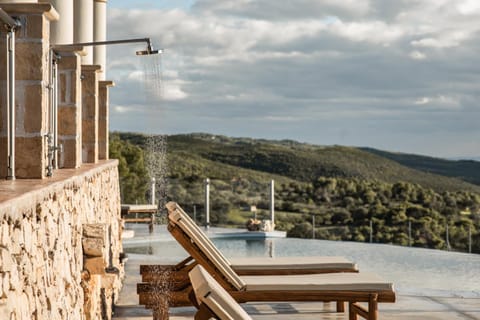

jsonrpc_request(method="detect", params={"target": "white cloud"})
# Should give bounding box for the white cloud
[322,0,371,16]
[106,0,480,157]
[127,70,144,81]
[112,105,134,113]
[193,0,371,19]
[409,50,427,60]
[330,20,404,44]
[457,0,480,15]
[414,97,430,105]
[414,95,460,109]
[163,84,188,101]
[411,31,471,49]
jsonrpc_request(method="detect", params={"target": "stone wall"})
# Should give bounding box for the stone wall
[0,160,124,319]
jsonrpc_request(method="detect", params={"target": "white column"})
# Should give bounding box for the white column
[74,0,94,64]
[49,0,73,44]
[150,177,156,205]
[205,178,210,230]
[270,179,275,230]
[94,0,107,79]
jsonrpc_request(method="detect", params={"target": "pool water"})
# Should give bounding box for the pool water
[123,227,480,298]
[212,237,480,297]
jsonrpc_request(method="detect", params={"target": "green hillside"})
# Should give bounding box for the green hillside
[111,132,480,253]
[361,147,480,186]
[167,133,480,193]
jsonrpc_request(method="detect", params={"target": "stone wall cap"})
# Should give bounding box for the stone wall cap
[0,160,119,216]
[99,80,115,87]
[81,64,102,72]
[0,3,59,21]
[52,45,88,57]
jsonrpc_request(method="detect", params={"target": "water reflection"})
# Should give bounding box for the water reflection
[124,235,480,297]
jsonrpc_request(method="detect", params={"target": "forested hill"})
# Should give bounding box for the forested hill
[361,147,480,186]
[112,132,480,253]
[164,133,480,193]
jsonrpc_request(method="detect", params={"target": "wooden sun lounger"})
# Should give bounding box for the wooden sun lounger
[188,265,392,320]
[140,202,358,284]
[189,264,254,320]
[137,202,395,320]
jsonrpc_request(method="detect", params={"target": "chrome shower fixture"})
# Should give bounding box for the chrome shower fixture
[55,37,162,56]
[136,40,162,55]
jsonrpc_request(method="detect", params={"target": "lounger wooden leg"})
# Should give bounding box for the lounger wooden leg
[336,301,345,312]
[348,302,357,320]
[368,293,378,320]
[194,304,214,320]
[349,294,378,320]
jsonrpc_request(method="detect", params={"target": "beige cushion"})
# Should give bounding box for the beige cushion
[168,203,246,290]
[230,256,358,271]
[189,265,253,320]
[242,272,394,292]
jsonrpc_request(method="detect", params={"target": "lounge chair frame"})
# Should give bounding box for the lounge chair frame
[140,203,358,285]
[137,220,395,320]
[187,265,380,320]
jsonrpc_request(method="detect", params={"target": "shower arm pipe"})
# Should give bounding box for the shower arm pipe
[60,37,151,47]
[53,37,162,54]
[1,8,22,180]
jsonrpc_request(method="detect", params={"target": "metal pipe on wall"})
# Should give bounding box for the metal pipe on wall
[6,29,15,179]
[52,55,59,169]
[0,8,21,180]
[46,50,60,176]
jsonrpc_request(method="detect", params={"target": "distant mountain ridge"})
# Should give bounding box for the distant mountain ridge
[163,133,480,193]
[360,147,480,186]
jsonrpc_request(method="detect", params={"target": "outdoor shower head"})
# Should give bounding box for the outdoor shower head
[136,48,162,55]
[136,42,162,56]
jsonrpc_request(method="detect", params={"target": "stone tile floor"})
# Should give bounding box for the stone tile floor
[113,256,480,320]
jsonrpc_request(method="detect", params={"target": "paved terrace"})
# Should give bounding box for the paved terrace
[113,225,480,320]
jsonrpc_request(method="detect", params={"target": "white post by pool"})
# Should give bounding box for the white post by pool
[205,178,210,230]
[150,177,155,205]
[468,226,472,253]
[408,220,412,247]
[369,219,373,243]
[270,179,275,230]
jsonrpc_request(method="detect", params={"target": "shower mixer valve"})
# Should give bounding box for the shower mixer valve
[45,133,63,177]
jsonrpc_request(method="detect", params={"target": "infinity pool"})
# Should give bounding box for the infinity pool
[123,226,480,298]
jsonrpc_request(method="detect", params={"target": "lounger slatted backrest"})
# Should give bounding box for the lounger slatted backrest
[189,265,253,320]
[167,202,247,291]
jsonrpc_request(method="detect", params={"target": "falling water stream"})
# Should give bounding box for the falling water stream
[139,53,168,212]
[138,52,171,310]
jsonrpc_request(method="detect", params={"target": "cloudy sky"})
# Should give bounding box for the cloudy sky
[106,0,480,159]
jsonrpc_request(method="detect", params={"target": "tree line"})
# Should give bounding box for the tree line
[110,132,480,253]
